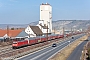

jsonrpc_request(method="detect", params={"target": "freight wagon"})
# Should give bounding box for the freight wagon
[12,32,83,49]
[12,34,62,49]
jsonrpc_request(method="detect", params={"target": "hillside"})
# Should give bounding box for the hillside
[52,20,90,31]
[0,20,90,31]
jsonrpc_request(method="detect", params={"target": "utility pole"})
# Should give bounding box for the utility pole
[71,28,73,36]
[63,27,65,38]
[63,27,64,35]
[7,25,9,36]
[54,27,55,34]
[7,25,9,41]
[47,21,48,41]
[63,21,65,39]
[47,25,48,41]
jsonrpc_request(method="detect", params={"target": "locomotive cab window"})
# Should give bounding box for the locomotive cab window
[13,42,17,44]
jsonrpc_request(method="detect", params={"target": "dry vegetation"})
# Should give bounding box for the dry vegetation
[87,26,90,36]
[50,35,88,60]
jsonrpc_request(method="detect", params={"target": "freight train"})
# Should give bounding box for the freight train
[12,34,65,49]
[12,32,82,49]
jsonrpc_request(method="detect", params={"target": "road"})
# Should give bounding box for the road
[67,37,88,60]
[17,34,85,60]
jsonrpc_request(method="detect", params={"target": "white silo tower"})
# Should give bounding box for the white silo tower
[39,3,52,33]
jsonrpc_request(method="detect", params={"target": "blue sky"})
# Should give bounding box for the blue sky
[0,0,90,24]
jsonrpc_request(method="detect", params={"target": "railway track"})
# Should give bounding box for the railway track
[0,48,13,55]
[0,45,11,50]
[0,47,12,52]
[0,35,75,60]
[0,38,61,59]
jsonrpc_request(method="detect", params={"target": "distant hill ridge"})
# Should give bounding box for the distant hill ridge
[0,20,90,31]
[52,20,90,31]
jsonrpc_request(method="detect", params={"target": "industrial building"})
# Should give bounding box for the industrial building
[38,3,52,34]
